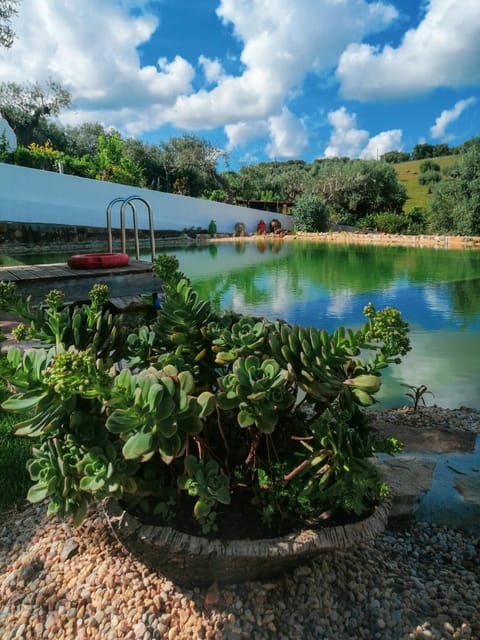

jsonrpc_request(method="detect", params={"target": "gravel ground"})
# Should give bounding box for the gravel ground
[1,407,479,640]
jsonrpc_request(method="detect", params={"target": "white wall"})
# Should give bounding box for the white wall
[0,163,293,234]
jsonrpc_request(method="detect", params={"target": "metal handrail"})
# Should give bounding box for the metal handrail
[106,196,156,262]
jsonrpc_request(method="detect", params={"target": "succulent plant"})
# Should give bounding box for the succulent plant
[0,273,410,533]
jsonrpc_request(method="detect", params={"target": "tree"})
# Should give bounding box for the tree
[310,159,407,225]
[123,137,165,191]
[93,131,144,186]
[412,144,435,160]
[0,80,71,146]
[380,150,410,164]
[157,134,226,196]
[292,194,330,232]
[418,159,442,188]
[428,140,480,235]
[0,0,20,48]
[63,122,106,157]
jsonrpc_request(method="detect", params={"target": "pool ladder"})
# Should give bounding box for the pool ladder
[106,195,156,262]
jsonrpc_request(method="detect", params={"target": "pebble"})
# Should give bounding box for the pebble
[1,408,479,639]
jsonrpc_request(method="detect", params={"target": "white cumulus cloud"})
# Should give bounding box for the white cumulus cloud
[198,55,224,85]
[324,107,369,158]
[360,129,403,159]
[0,0,400,158]
[337,0,480,100]
[266,108,308,158]
[324,107,403,159]
[430,97,477,140]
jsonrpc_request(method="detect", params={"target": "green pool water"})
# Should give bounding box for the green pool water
[4,239,480,410]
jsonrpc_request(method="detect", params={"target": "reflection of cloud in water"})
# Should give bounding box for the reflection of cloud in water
[326,292,354,319]
[384,329,480,409]
[230,286,292,319]
[423,285,451,320]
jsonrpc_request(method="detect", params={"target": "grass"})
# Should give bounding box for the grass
[394,155,458,212]
[0,383,34,512]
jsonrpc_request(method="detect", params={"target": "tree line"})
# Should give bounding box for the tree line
[0,79,479,236]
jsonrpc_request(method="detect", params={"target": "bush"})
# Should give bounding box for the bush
[418,170,442,186]
[404,207,428,235]
[292,194,330,232]
[373,213,407,234]
[419,159,441,174]
[0,267,409,536]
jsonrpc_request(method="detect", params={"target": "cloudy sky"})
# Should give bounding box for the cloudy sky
[1,0,479,167]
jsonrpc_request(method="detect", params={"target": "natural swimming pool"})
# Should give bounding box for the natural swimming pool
[5,239,480,409]
[165,239,480,410]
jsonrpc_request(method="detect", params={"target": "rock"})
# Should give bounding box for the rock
[61,539,80,561]
[373,456,435,520]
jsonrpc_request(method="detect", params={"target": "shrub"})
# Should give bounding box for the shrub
[419,159,441,174]
[373,213,407,234]
[404,207,428,235]
[418,170,442,186]
[292,194,330,232]
[0,265,409,536]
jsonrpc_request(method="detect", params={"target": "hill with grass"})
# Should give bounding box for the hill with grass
[394,155,457,212]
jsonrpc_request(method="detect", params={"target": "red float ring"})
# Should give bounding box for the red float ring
[67,252,130,270]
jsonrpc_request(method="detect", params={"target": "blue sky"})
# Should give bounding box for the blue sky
[0,0,479,169]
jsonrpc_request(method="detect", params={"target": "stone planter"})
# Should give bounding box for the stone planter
[105,499,390,586]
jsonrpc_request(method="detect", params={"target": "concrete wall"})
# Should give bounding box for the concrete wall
[0,163,293,234]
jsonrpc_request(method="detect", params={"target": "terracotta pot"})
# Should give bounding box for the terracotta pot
[105,499,390,586]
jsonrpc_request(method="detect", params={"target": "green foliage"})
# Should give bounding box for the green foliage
[403,207,428,234]
[0,381,33,511]
[0,272,410,534]
[152,254,187,297]
[380,151,411,164]
[419,159,441,174]
[418,170,442,186]
[428,140,480,235]
[0,79,72,146]
[401,383,433,412]
[412,143,451,160]
[372,212,407,234]
[312,159,407,224]
[0,0,20,48]
[93,131,144,186]
[178,455,230,534]
[292,194,330,232]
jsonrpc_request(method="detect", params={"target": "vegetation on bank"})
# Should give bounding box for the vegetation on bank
[0,80,479,237]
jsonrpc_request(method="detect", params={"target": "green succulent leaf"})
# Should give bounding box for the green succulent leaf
[237,409,255,428]
[122,431,155,459]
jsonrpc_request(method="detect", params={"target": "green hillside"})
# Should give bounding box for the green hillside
[394,155,457,212]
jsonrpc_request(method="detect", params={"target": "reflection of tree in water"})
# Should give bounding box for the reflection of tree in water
[184,241,480,324]
[446,278,480,329]
[289,243,397,293]
[193,254,303,312]
[398,246,480,285]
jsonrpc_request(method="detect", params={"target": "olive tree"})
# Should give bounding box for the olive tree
[0,0,20,48]
[158,134,227,196]
[0,80,72,146]
[428,140,480,235]
[311,159,407,225]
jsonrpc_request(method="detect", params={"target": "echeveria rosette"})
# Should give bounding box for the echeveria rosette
[217,355,293,434]
[106,365,215,464]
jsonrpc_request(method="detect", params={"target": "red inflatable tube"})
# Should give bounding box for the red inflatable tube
[67,252,130,270]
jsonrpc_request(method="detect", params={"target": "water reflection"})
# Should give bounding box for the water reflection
[168,242,480,410]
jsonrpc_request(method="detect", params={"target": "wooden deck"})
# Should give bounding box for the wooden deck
[0,260,160,305]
